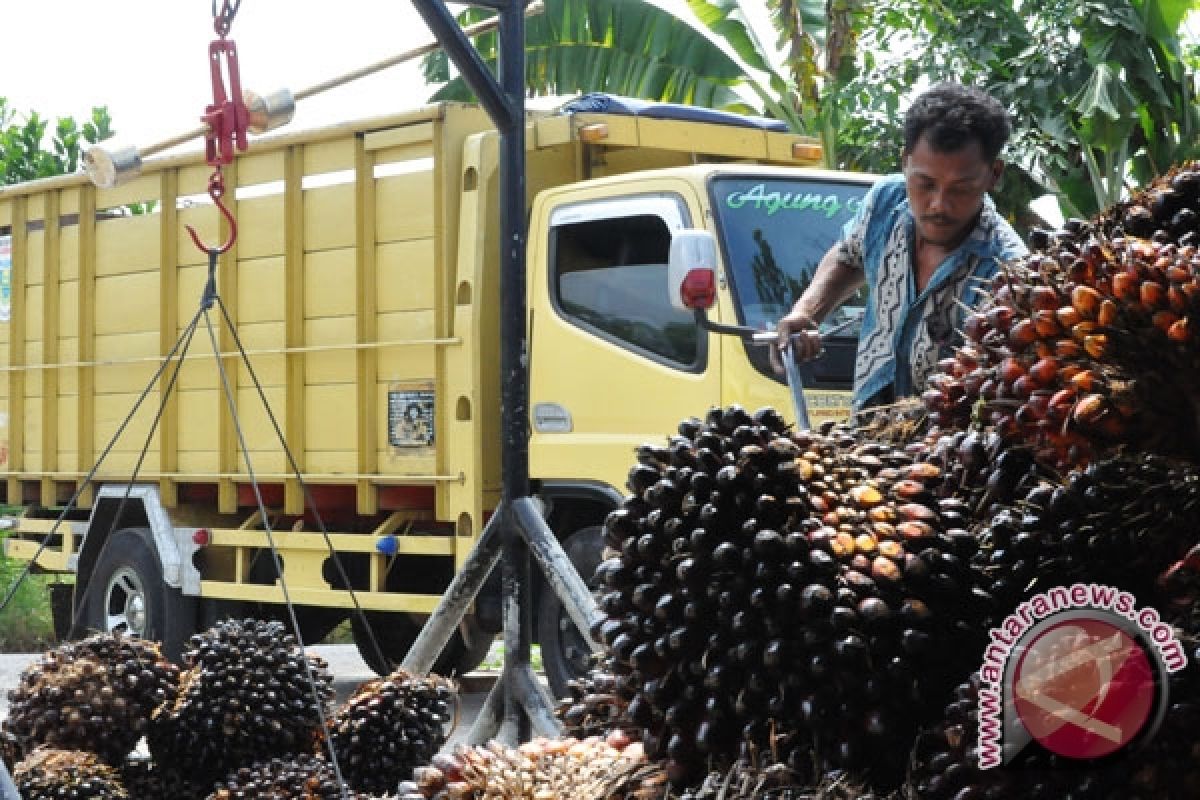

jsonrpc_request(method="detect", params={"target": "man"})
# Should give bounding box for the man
[775,82,1028,412]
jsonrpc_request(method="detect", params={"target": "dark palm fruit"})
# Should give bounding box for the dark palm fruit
[327,668,456,794]
[14,748,131,800]
[599,407,995,793]
[119,758,207,800]
[146,618,335,787]
[205,753,382,799]
[2,632,180,765]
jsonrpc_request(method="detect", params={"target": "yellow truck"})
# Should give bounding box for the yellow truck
[0,96,871,694]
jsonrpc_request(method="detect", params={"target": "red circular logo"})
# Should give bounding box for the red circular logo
[1012,617,1156,759]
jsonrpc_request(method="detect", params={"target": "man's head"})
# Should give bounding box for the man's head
[902,82,1012,248]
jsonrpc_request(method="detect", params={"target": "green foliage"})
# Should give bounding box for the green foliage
[0,99,113,186]
[838,0,1200,223]
[0,537,58,652]
[423,0,748,111]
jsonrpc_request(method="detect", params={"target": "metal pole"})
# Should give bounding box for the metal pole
[495,0,533,744]
[408,0,563,744]
[513,496,603,653]
[402,512,504,676]
[0,760,18,800]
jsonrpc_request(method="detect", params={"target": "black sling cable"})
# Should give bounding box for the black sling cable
[212,293,390,673]
[67,311,207,634]
[199,306,350,797]
[0,305,206,619]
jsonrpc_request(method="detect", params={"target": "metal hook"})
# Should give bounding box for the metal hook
[185,171,238,255]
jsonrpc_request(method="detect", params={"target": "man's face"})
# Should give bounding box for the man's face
[902,134,1002,248]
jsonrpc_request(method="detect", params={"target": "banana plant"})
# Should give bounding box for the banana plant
[421,0,865,166]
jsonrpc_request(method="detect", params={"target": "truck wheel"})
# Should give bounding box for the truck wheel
[75,527,194,662]
[350,611,492,678]
[537,525,604,700]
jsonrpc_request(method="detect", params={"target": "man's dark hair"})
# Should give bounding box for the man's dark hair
[903,82,1012,161]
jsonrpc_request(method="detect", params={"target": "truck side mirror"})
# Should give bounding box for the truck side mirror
[668,230,718,311]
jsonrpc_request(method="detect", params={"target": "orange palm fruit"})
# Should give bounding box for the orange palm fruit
[1029,357,1059,386]
[1097,300,1118,326]
[1071,286,1103,319]
[1055,339,1082,359]
[1033,309,1061,337]
[1112,271,1139,300]
[1009,318,1038,347]
[1031,285,1060,311]
[1168,286,1188,314]
[1059,364,1082,383]
[1073,393,1109,426]
[1070,370,1103,393]
[1140,281,1166,309]
[1071,320,1098,341]
[1084,333,1109,358]
[1168,317,1191,342]
[1056,305,1082,329]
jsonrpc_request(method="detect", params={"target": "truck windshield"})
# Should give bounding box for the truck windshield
[710,175,871,388]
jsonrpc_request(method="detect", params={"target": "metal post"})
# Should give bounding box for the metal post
[402,512,504,676]
[408,0,602,745]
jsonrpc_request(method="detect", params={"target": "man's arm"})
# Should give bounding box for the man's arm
[774,242,867,363]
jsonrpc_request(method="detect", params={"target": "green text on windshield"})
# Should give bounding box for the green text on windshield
[711,176,869,334]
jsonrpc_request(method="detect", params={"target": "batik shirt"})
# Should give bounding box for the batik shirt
[841,174,1027,411]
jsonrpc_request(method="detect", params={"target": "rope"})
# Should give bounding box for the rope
[213,292,393,678]
[0,306,205,620]
[200,306,350,796]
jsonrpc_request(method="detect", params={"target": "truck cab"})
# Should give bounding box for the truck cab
[524,158,872,687]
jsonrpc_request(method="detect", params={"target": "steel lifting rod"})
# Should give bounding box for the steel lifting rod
[406,0,602,746]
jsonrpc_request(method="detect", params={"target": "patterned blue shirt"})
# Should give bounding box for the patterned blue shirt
[842,174,1027,411]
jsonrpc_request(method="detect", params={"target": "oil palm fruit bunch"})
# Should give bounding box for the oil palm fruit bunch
[923,164,1200,472]
[2,631,179,765]
[206,753,394,799]
[404,736,656,800]
[554,659,634,740]
[597,405,996,791]
[147,618,335,786]
[972,453,1200,618]
[13,747,131,799]
[327,668,456,795]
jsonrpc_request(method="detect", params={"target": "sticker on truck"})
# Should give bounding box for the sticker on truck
[388,382,435,448]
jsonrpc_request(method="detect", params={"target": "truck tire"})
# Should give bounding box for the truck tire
[536,525,604,700]
[75,527,195,662]
[350,611,493,678]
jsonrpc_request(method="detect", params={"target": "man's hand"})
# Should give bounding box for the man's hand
[770,309,822,374]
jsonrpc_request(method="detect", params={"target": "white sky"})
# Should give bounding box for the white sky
[0,2,466,150]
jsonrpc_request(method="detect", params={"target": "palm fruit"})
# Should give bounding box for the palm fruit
[327,668,456,795]
[2,631,180,765]
[973,453,1200,618]
[554,659,634,740]
[13,747,131,799]
[597,406,995,792]
[119,758,209,800]
[923,161,1200,473]
[206,753,392,799]
[406,736,655,800]
[147,618,335,787]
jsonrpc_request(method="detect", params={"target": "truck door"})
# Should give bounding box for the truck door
[528,190,719,492]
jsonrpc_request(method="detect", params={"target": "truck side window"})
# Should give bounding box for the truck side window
[552,214,699,367]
